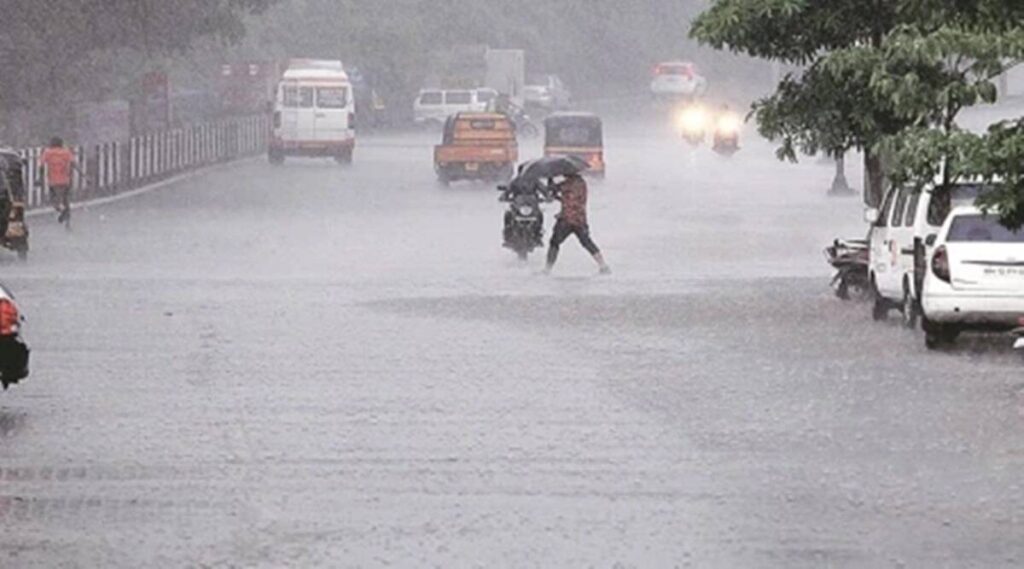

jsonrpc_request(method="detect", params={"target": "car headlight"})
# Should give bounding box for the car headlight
[716,113,742,134]
[517,205,536,216]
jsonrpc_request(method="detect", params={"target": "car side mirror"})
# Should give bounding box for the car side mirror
[863,208,879,225]
[925,234,937,247]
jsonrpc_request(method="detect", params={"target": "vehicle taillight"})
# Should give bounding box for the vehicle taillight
[931,245,951,283]
[0,299,19,336]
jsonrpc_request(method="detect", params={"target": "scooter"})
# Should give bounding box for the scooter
[498,182,549,260]
[825,238,870,300]
[712,111,742,156]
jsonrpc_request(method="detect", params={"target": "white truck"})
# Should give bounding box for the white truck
[269,59,356,164]
[484,49,526,108]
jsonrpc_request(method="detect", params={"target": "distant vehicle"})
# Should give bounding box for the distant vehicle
[866,182,986,327]
[269,59,356,165]
[0,150,29,261]
[712,110,742,156]
[525,74,571,112]
[414,88,497,127]
[920,206,1024,350]
[543,112,604,177]
[651,61,708,101]
[434,112,518,186]
[0,283,29,390]
[675,103,709,145]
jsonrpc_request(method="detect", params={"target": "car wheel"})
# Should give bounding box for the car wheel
[923,318,959,350]
[901,285,919,330]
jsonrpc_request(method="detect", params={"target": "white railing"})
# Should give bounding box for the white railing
[16,114,269,209]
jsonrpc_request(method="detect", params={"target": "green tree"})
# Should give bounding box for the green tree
[691,0,1024,210]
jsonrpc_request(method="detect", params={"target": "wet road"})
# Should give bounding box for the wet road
[1,115,1022,568]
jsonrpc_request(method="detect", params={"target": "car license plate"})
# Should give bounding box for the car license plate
[465,163,479,172]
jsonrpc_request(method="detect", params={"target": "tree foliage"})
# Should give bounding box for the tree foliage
[692,0,1024,224]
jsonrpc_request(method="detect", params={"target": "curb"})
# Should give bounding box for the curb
[26,156,260,219]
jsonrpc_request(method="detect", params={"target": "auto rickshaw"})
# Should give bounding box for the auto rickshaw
[0,150,28,261]
[434,112,518,186]
[543,112,604,177]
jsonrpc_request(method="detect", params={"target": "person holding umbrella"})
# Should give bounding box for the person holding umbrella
[545,171,610,275]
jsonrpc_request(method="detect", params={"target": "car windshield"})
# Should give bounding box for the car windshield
[316,87,348,109]
[445,91,472,105]
[419,91,442,105]
[947,214,1024,243]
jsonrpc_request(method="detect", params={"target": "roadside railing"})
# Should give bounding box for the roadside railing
[16,114,269,210]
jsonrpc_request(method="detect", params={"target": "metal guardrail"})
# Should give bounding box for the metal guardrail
[16,114,269,210]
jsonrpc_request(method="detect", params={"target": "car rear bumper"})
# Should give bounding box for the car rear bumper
[271,138,355,156]
[923,292,1024,327]
[0,336,29,388]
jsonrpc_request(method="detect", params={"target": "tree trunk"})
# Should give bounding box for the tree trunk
[829,154,853,196]
[863,150,886,208]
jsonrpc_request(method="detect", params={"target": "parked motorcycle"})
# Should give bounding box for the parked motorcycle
[825,238,870,300]
[498,180,550,260]
[0,151,29,261]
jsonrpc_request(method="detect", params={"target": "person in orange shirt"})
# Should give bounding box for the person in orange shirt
[39,137,79,226]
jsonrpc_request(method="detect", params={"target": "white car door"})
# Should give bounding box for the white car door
[280,84,315,142]
[870,187,899,297]
[886,186,915,297]
[313,85,350,142]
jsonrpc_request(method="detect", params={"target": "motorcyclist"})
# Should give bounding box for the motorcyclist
[545,173,610,274]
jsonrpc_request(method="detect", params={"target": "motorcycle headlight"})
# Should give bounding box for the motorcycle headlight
[517,205,536,216]
[676,106,707,134]
[716,113,741,134]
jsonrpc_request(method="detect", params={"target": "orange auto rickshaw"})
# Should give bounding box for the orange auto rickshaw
[433,112,518,186]
[543,112,604,177]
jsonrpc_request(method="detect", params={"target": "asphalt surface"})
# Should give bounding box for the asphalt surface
[1,113,1022,568]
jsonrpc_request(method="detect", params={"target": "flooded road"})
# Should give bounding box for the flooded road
[1,116,1021,567]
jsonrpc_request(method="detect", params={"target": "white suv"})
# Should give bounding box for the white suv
[921,206,1024,349]
[413,88,497,126]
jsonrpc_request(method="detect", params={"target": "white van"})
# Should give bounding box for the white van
[413,88,497,126]
[270,59,356,164]
[867,181,986,325]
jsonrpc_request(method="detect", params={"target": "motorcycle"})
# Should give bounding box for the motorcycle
[825,238,870,301]
[712,112,742,156]
[509,106,540,139]
[498,181,550,260]
[676,104,707,146]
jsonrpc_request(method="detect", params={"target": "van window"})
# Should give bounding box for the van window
[903,189,922,227]
[419,91,443,106]
[877,187,897,228]
[891,187,909,227]
[445,91,473,105]
[283,86,314,109]
[316,87,348,109]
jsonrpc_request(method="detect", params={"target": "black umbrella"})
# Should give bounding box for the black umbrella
[514,155,589,183]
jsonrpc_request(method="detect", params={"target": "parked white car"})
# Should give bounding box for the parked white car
[650,61,707,101]
[866,181,985,327]
[524,74,571,111]
[413,88,497,126]
[920,206,1024,349]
